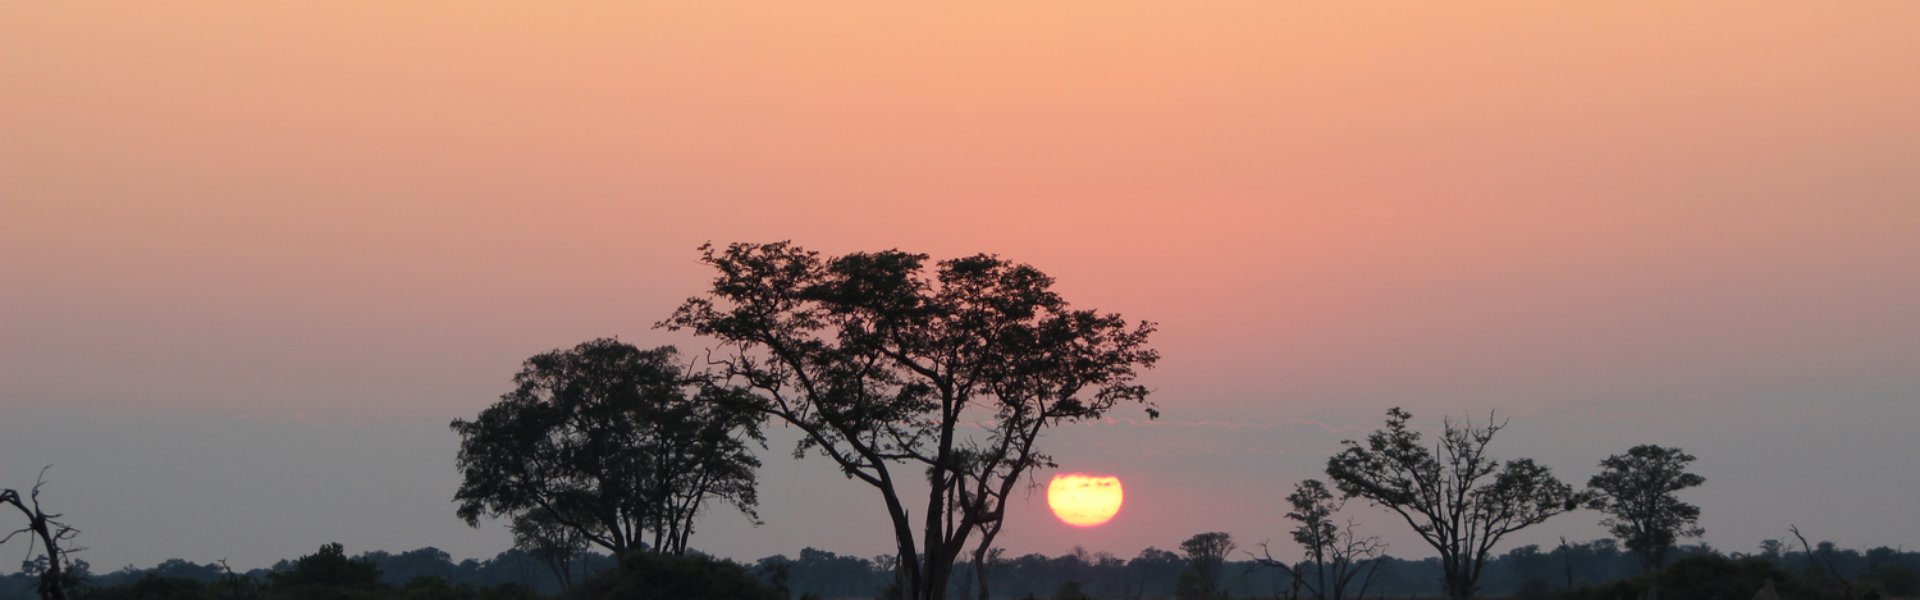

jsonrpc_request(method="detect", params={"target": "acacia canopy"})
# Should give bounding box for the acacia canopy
[663,241,1158,600]
[1325,408,1581,600]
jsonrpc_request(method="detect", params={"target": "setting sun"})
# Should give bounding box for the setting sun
[1047,474,1124,528]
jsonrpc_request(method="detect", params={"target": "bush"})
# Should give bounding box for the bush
[1651,555,1818,600]
[1554,555,1820,600]
[269,542,385,591]
[1864,564,1919,597]
[1053,581,1096,600]
[565,552,783,600]
[85,574,216,600]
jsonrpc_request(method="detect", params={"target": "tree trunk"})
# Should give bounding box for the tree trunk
[920,558,950,600]
[1443,570,1474,600]
[971,547,994,600]
[38,556,66,600]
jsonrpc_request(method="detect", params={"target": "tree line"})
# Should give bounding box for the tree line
[4,242,1911,600]
[5,535,1916,600]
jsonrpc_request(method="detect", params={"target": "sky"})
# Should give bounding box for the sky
[3,2,1919,571]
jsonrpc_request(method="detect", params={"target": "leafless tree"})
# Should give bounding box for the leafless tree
[1255,480,1387,600]
[215,558,258,600]
[2,466,82,600]
[1789,524,1852,599]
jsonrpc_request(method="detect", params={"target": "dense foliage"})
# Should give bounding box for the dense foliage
[451,340,764,558]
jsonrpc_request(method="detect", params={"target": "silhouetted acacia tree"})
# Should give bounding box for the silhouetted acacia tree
[1325,408,1581,600]
[1585,444,1704,574]
[663,242,1160,600]
[1176,532,1235,599]
[2,466,81,600]
[1257,479,1384,600]
[452,340,764,558]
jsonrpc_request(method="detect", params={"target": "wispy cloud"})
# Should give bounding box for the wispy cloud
[1078,416,1366,436]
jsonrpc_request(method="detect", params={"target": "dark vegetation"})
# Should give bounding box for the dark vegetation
[4,243,1914,600]
[5,538,1917,600]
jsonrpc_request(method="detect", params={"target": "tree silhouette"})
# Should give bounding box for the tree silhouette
[510,510,590,592]
[451,340,764,559]
[1325,408,1581,600]
[663,241,1159,600]
[1176,532,1234,599]
[2,466,82,600]
[267,542,383,591]
[1585,444,1705,573]
[1256,479,1384,600]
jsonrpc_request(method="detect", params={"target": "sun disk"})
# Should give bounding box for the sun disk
[1047,473,1123,527]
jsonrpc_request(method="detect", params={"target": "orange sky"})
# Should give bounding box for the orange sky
[3,2,1919,570]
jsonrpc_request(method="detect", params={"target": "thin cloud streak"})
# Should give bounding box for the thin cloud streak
[1085,416,1366,436]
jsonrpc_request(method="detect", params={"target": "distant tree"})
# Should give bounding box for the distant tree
[564,551,781,600]
[1125,547,1185,598]
[451,340,765,558]
[144,558,226,583]
[957,546,1006,600]
[1553,555,1819,600]
[85,573,213,600]
[1256,479,1385,600]
[510,511,590,591]
[1053,580,1096,600]
[396,575,463,600]
[1864,563,1919,598]
[267,542,383,592]
[372,547,469,590]
[1324,408,1582,600]
[1176,532,1235,599]
[663,242,1159,600]
[1758,539,1786,561]
[1500,545,1557,597]
[752,554,794,599]
[1,466,83,600]
[785,547,886,599]
[1584,444,1705,573]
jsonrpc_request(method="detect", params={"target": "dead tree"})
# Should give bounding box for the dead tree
[216,558,258,600]
[1789,525,1852,599]
[1254,516,1388,600]
[2,466,82,600]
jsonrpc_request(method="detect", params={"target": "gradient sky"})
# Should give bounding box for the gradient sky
[4,3,1919,571]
